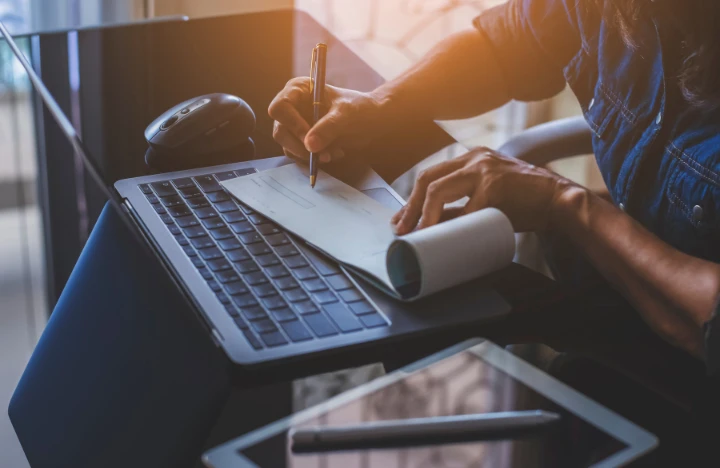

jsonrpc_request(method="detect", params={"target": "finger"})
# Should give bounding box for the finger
[304,109,346,153]
[273,122,309,160]
[439,206,465,223]
[396,157,470,235]
[268,87,312,141]
[462,191,489,215]
[417,172,475,230]
[391,206,406,225]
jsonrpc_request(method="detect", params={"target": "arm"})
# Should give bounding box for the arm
[551,185,720,358]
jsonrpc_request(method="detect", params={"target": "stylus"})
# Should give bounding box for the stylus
[290,410,561,452]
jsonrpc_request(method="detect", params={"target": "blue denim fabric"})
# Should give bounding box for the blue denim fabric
[475,0,720,262]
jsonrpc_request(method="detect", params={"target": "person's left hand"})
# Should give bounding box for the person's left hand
[391,147,577,234]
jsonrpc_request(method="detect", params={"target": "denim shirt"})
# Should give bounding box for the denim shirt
[474,0,720,263]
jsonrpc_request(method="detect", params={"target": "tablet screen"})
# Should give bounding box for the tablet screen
[238,351,627,467]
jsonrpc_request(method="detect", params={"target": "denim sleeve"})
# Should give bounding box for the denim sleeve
[473,0,586,102]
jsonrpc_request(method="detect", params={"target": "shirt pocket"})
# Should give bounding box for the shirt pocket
[665,146,720,261]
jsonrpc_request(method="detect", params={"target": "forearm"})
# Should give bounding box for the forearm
[372,29,512,122]
[551,185,720,357]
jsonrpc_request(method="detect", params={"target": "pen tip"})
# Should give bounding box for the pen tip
[310,175,316,188]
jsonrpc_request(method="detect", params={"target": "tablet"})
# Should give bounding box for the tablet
[203,339,657,468]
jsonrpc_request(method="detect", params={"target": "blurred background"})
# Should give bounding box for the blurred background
[0,1,600,466]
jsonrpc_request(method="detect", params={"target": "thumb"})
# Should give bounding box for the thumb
[304,110,346,153]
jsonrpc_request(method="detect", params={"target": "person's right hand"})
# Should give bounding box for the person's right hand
[268,77,392,164]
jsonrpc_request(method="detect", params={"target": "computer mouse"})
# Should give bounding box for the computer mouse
[144,93,256,171]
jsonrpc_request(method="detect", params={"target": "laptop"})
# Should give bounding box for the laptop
[1,21,509,368]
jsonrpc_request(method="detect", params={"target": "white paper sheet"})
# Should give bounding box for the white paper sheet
[221,164,399,290]
[221,164,516,301]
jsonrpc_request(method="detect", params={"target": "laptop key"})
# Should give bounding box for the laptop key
[324,303,363,333]
[238,203,255,215]
[225,304,240,318]
[199,247,223,260]
[233,293,259,309]
[183,225,207,239]
[235,168,258,177]
[285,288,308,303]
[229,221,254,234]
[194,206,219,219]
[208,191,230,203]
[227,248,251,262]
[349,300,375,315]
[248,213,266,225]
[262,296,287,310]
[271,308,297,323]
[235,260,259,274]
[252,319,278,334]
[266,265,289,279]
[218,237,242,251]
[190,236,215,250]
[303,279,328,293]
[256,254,280,267]
[197,267,213,280]
[224,281,249,296]
[293,300,318,315]
[168,224,181,236]
[233,316,248,329]
[285,255,308,269]
[266,233,290,246]
[276,276,299,290]
[202,217,226,230]
[293,267,317,281]
[151,181,176,197]
[207,258,232,272]
[176,236,190,246]
[172,177,195,189]
[178,186,202,198]
[303,248,341,276]
[214,171,238,181]
[191,257,205,268]
[244,271,268,286]
[313,290,338,304]
[214,200,238,213]
[154,205,167,215]
[275,244,299,257]
[256,223,281,236]
[216,292,231,305]
[182,245,197,257]
[176,215,200,228]
[209,227,233,240]
[260,331,288,347]
[339,289,364,303]
[160,214,174,224]
[240,305,266,321]
[253,283,277,298]
[167,205,191,217]
[223,211,246,223]
[194,175,222,192]
[239,232,263,244]
[146,194,159,204]
[326,274,353,291]
[160,195,185,207]
[139,183,152,194]
[216,270,241,284]
[247,242,272,256]
[303,313,338,337]
[242,329,263,350]
[281,320,313,342]
[187,197,210,210]
[359,312,388,328]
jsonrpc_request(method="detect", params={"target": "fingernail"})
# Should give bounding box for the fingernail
[320,153,331,163]
[305,135,320,152]
[391,223,399,235]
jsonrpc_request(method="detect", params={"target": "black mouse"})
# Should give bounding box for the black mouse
[144,93,256,172]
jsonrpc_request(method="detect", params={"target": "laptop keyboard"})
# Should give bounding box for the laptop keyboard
[138,168,388,350]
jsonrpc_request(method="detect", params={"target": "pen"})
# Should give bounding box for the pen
[289,410,561,453]
[309,43,327,188]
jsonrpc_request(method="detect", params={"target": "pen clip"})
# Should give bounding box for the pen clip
[309,45,318,94]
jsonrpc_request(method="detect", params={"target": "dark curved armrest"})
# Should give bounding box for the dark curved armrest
[498,116,593,165]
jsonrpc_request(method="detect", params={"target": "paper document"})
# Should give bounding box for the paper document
[222,164,515,300]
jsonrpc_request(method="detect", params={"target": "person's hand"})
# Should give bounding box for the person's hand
[268,77,393,163]
[391,147,577,234]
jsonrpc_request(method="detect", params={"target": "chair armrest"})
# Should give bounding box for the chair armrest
[497,116,593,165]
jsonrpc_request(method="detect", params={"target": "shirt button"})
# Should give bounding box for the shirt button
[693,205,704,222]
[588,98,595,110]
[619,203,626,211]
[656,112,662,125]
